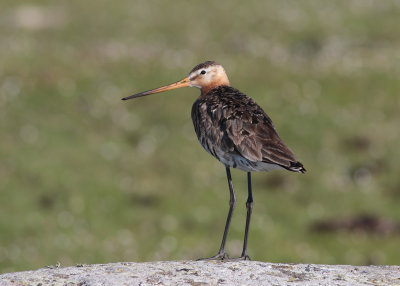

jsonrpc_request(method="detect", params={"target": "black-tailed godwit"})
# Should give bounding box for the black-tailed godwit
[122,61,305,260]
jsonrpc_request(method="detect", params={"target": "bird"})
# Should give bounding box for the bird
[122,61,305,260]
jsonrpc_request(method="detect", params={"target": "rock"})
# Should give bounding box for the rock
[0,260,399,285]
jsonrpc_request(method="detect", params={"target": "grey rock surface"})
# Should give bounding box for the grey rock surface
[0,260,399,286]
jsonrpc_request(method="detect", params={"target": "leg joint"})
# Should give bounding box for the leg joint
[245,201,253,208]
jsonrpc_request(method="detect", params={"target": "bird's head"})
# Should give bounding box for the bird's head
[187,61,230,93]
[122,61,230,101]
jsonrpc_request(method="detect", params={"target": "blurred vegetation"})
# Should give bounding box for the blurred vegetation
[1,0,400,273]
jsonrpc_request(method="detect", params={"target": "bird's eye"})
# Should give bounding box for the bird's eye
[200,70,206,75]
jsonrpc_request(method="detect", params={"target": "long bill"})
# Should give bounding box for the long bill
[122,77,190,100]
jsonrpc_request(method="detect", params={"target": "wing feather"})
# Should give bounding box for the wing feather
[192,86,305,173]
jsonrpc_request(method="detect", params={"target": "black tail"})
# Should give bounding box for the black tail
[286,161,306,174]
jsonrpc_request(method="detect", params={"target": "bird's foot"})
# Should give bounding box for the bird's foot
[197,251,230,261]
[220,255,251,261]
[232,254,251,261]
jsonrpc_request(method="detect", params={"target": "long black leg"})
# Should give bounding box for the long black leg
[240,172,253,260]
[217,166,236,256]
[198,166,236,260]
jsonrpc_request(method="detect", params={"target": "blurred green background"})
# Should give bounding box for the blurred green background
[1,0,400,273]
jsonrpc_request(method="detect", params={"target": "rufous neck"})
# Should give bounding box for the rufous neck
[201,77,230,95]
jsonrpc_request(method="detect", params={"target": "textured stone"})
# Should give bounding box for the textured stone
[0,261,399,286]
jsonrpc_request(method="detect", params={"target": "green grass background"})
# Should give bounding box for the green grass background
[1,0,400,272]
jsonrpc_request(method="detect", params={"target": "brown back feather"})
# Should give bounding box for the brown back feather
[192,86,303,171]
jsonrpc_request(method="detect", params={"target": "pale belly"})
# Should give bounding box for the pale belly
[200,139,283,173]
